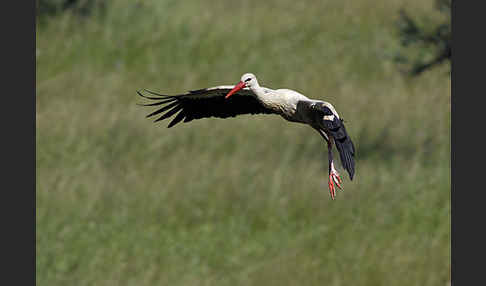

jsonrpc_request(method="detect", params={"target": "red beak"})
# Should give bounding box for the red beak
[225,81,246,99]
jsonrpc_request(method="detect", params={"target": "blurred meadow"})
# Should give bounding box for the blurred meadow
[36,0,451,285]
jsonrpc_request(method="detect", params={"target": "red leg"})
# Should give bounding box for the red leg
[327,141,343,200]
[314,128,344,200]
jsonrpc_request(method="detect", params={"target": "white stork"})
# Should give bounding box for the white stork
[138,73,355,200]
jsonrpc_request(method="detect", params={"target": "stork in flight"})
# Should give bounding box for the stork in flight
[138,73,355,200]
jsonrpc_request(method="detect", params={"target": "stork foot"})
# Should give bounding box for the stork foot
[328,168,342,200]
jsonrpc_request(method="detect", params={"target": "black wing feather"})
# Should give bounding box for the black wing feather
[137,90,173,101]
[138,98,177,107]
[168,110,186,128]
[137,87,276,128]
[155,104,184,122]
[146,101,179,118]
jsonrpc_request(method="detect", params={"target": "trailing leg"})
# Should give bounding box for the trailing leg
[315,128,343,200]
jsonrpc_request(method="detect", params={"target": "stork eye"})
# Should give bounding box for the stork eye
[244,78,251,82]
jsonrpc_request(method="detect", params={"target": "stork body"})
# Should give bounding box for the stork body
[138,73,355,199]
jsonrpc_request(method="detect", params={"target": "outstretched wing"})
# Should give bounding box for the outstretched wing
[137,86,277,128]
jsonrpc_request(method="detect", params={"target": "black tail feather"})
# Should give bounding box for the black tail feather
[334,136,355,180]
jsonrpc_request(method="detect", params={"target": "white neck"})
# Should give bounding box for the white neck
[249,84,311,120]
[249,84,288,115]
[249,83,268,101]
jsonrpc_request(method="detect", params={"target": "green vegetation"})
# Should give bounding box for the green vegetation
[36,0,450,285]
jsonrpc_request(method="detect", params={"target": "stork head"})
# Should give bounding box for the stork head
[240,73,258,88]
[225,73,258,99]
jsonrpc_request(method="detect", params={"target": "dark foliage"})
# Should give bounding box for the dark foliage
[36,0,105,22]
[395,0,451,76]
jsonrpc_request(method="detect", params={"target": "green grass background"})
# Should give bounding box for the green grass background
[36,0,450,285]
